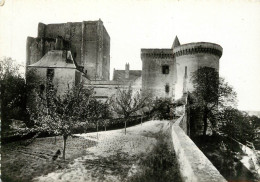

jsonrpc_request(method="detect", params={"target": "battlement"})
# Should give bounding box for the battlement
[173,42,223,58]
[141,49,174,59]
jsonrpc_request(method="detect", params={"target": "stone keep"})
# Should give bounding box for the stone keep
[26,19,110,81]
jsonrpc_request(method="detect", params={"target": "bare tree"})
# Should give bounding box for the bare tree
[87,99,111,139]
[111,86,150,135]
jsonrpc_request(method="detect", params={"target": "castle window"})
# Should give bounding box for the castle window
[74,52,77,59]
[162,65,169,74]
[165,84,170,93]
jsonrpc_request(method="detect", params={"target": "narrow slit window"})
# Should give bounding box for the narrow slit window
[165,84,170,93]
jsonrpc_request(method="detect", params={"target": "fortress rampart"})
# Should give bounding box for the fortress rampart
[173,42,223,58]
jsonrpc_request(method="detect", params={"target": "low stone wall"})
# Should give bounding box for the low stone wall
[171,115,226,182]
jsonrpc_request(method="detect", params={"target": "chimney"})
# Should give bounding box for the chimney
[125,63,129,79]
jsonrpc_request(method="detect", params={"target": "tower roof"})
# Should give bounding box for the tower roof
[28,50,76,69]
[172,36,181,49]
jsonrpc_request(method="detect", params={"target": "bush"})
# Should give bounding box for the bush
[152,98,173,120]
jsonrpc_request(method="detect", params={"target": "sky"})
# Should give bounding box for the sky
[0,0,260,111]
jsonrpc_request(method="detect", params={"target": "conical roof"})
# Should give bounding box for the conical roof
[172,36,181,49]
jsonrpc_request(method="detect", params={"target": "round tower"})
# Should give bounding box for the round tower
[173,42,223,99]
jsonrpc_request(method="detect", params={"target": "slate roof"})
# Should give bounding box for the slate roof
[113,70,141,82]
[28,50,76,69]
[172,36,181,49]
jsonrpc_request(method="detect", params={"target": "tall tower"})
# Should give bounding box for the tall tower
[141,48,176,99]
[26,19,110,81]
[173,42,223,99]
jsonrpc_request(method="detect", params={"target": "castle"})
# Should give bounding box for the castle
[27,19,223,100]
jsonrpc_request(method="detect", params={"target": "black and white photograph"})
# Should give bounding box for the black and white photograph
[0,0,260,181]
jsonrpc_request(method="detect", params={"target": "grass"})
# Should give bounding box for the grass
[128,132,182,182]
[1,136,96,182]
[2,120,182,182]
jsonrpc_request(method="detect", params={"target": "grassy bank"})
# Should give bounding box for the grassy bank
[128,129,182,182]
[1,136,96,182]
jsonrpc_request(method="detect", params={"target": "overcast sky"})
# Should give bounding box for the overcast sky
[0,0,260,111]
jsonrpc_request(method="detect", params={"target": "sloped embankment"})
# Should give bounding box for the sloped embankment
[34,120,181,182]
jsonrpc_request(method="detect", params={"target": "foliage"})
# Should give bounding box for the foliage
[0,57,28,130]
[29,84,94,159]
[110,86,150,134]
[152,98,173,120]
[218,107,256,144]
[190,67,237,137]
[193,134,258,181]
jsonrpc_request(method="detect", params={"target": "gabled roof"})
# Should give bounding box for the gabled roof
[113,70,141,82]
[28,50,76,69]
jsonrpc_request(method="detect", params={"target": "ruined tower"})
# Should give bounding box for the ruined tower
[26,19,110,81]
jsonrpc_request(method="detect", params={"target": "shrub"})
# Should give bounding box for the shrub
[152,98,173,120]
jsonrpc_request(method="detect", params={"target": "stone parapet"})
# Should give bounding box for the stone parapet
[173,42,223,58]
[141,49,174,59]
[171,115,226,182]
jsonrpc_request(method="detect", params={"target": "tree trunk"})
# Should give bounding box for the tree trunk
[203,110,208,138]
[97,121,99,139]
[54,136,56,144]
[141,115,143,126]
[105,124,106,131]
[124,119,127,135]
[63,135,68,160]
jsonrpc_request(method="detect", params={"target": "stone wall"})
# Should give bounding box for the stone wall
[27,20,110,81]
[27,67,76,96]
[84,78,142,101]
[171,115,226,182]
[173,42,222,99]
[141,49,176,99]
[26,37,56,67]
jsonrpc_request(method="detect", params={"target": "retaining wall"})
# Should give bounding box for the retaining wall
[171,115,226,182]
